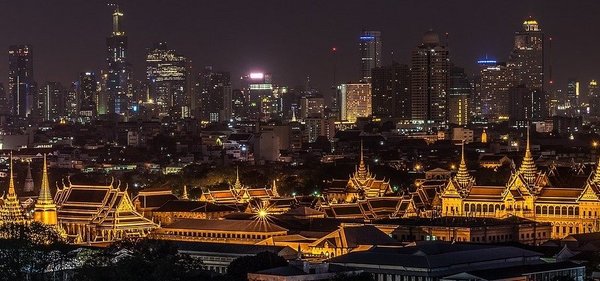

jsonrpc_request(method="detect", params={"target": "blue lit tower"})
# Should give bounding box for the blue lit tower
[105,4,131,116]
[359,31,382,83]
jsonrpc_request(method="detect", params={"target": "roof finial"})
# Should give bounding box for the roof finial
[181,185,189,200]
[455,141,472,186]
[356,139,368,180]
[8,152,15,197]
[518,125,538,184]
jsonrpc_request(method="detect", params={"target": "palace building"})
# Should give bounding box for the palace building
[54,178,158,243]
[199,167,279,204]
[441,130,600,239]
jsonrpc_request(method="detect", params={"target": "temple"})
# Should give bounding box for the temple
[0,154,26,224]
[198,167,277,204]
[33,154,58,225]
[323,141,392,203]
[54,178,158,243]
[441,127,600,238]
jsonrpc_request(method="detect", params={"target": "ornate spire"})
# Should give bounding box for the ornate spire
[518,126,538,184]
[181,185,189,200]
[23,161,34,193]
[593,156,600,185]
[356,139,368,180]
[455,141,471,186]
[233,166,243,191]
[34,154,57,225]
[271,179,279,197]
[1,152,25,223]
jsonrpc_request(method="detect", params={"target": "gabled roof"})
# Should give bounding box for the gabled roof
[163,218,288,233]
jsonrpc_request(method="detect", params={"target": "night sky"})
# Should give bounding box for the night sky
[1,0,599,93]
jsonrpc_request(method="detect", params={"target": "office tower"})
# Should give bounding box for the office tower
[196,66,231,122]
[479,61,518,120]
[8,44,35,118]
[448,66,472,126]
[359,31,382,82]
[589,80,599,116]
[231,89,246,120]
[105,5,131,116]
[0,83,7,115]
[509,85,547,125]
[509,17,544,92]
[79,72,98,119]
[241,72,273,121]
[300,95,325,119]
[39,82,66,121]
[371,62,410,119]
[410,30,449,123]
[65,82,79,119]
[146,42,188,118]
[305,117,336,143]
[339,83,371,123]
[566,79,580,109]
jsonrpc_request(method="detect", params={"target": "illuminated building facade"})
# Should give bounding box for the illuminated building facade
[105,5,131,116]
[410,30,449,123]
[78,72,98,119]
[359,31,382,82]
[300,95,324,119]
[590,80,599,115]
[371,62,410,119]
[509,85,547,123]
[448,66,472,125]
[339,83,371,123]
[241,73,274,121]
[199,168,279,204]
[146,42,189,118]
[566,79,580,109]
[441,130,600,239]
[8,44,35,118]
[509,17,544,92]
[54,179,158,243]
[479,61,518,121]
[196,66,231,122]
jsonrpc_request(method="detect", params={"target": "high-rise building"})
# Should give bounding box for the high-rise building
[300,95,325,119]
[339,83,371,123]
[509,85,547,125]
[146,42,188,118]
[79,72,98,119]
[509,17,544,91]
[410,30,449,123]
[371,62,410,119]
[448,66,472,126]
[196,66,231,122]
[0,83,7,116]
[566,79,580,109]
[479,61,518,120]
[105,5,131,116]
[589,80,600,116]
[241,72,273,121]
[8,44,35,118]
[359,31,382,82]
[39,82,66,121]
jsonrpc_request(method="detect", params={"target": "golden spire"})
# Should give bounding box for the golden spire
[455,141,471,186]
[356,139,368,180]
[518,126,538,184]
[233,166,243,190]
[1,152,25,223]
[34,154,57,225]
[593,156,600,185]
[481,129,488,143]
[181,185,189,200]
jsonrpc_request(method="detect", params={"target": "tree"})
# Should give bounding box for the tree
[226,251,288,281]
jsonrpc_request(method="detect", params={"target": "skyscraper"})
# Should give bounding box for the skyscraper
[371,62,410,119]
[39,82,66,121]
[509,17,544,91]
[105,5,131,116]
[509,84,547,125]
[410,30,449,122]
[146,42,188,118]
[339,83,371,123]
[241,72,273,121]
[479,61,518,120]
[359,31,382,82]
[79,72,98,119]
[196,66,231,122]
[589,80,599,116]
[8,44,35,118]
[566,79,580,109]
[448,66,472,126]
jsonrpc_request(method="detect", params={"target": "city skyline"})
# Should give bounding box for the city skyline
[2,0,599,93]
